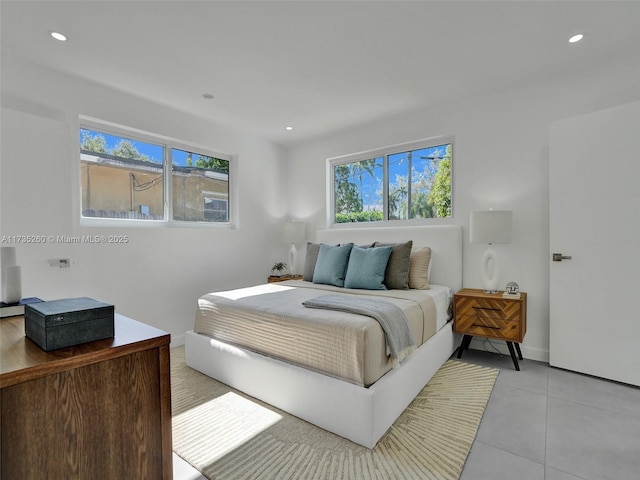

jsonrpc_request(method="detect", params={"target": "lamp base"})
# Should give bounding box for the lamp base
[288,243,298,276]
[480,247,500,293]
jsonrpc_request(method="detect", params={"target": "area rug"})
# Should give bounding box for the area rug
[171,346,498,480]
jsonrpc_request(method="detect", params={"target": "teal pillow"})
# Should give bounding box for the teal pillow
[312,243,354,287]
[344,245,393,290]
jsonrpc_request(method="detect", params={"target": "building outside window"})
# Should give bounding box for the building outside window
[80,125,230,225]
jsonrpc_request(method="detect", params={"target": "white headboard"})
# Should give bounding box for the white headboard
[315,225,462,292]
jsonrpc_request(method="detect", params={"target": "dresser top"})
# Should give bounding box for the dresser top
[1,313,170,388]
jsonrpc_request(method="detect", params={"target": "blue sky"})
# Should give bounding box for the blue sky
[346,144,450,209]
[80,129,197,166]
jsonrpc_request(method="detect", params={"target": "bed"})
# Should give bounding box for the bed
[185,225,462,448]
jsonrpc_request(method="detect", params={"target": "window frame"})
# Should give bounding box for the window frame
[327,136,454,227]
[79,117,234,228]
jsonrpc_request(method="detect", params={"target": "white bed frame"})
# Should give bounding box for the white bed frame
[186,225,462,448]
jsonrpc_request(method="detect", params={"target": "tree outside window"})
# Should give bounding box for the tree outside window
[333,141,452,224]
[80,127,230,224]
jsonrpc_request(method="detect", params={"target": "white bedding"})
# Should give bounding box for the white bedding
[195,280,451,387]
[186,225,463,448]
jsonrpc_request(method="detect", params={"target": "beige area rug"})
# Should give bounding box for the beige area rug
[171,346,498,480]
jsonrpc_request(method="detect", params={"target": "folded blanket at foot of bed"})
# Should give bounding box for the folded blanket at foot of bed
[302,294,416,365]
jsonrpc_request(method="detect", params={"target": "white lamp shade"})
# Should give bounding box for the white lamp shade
[282,221,306,244]
[469,210,512,244]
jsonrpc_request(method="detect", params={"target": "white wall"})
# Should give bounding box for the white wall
[1,53,290,345]
[286,55,640,362]
[3,49,639,359]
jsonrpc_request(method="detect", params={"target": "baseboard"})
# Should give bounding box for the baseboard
[170,333,185,348]
[468,337,549,363]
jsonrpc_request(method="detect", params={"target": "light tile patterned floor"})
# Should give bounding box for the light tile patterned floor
[173,347,640,480]
[458,348,640,480]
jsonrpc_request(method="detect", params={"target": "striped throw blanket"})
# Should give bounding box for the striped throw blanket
[302,294,416,365]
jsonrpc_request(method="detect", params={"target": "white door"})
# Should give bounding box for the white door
[549,101,640,387]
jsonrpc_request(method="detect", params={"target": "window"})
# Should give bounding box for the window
[80,124,231,225]
[330,138,452,225]
[171,149,229,223]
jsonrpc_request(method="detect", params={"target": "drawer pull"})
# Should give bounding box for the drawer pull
[473,306,501,312]
[472,324,501,330]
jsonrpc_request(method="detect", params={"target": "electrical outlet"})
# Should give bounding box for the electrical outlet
[49,259,71,268]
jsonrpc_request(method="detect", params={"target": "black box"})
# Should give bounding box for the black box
[25,297,115,351]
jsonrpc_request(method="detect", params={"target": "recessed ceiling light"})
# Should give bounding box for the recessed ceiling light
[285,126,294,131]
[202,93,214,100]
[49,31,67,42]
[568,33,584,44]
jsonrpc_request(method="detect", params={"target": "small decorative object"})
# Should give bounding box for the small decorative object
[1,246,22,304]
[503,281,521,299]
[25,297,114,351]
[2,265,22,304]
[282,221,306,275]
[270,261,288,277]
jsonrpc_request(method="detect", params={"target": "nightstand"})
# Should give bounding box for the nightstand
[267,275,303,283]
[453,288,527,370]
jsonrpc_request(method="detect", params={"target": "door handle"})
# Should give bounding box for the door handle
[553,253,572,262]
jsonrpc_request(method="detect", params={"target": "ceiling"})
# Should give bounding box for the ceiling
[2,1,639,146]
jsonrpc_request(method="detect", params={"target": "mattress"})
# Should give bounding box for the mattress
[194,280,451,386]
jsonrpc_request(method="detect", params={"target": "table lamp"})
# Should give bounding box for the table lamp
[282,221,306,275]
[469,210,512,293]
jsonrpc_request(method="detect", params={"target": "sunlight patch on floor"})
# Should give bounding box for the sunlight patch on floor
[173,392,282,464]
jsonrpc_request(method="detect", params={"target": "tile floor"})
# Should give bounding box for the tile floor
[457,348,640,480]
[173,347,640,480]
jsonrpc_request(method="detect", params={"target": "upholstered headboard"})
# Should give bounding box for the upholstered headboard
[315,225,462,292]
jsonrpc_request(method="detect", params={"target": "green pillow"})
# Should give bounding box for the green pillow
[344,245,393,290]
[312,243,354,287]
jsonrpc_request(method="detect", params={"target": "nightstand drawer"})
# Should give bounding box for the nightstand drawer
[454,314,522,342]
[455,297,522,322]
[454,288,527,370]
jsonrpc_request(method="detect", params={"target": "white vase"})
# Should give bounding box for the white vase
[1,247,18,302]
[2,265,22,304]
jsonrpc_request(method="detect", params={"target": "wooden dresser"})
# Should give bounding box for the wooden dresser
[453,288,527,370]
[0,314,172,479]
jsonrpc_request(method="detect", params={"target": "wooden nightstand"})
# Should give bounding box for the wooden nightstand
[453,288,527,370]
[268,275,303,283]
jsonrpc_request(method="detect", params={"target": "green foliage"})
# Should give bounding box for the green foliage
[81,130,154,162]
[271,261,288,274]
[80,131,108,154]
[335,210,383,223]
[112,140,151,162]
[388,174,408,220]
[186,153,230,174]
[334,164,362,214]
[428,145,452,217]
[411,190,435,218]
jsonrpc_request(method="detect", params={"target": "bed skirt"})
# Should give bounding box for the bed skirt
[185,322,457,449]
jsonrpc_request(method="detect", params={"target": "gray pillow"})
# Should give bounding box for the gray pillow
[373,240,413,290]
[312,243,354,287]
[302,242,322,281]
[344,245,392,290]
